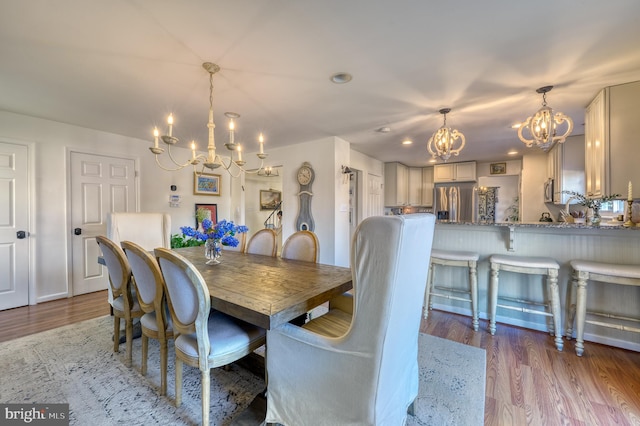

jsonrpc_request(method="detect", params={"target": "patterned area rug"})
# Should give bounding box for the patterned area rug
[0,316,485,425]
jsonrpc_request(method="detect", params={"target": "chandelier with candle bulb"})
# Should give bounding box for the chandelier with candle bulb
[517,85,573,152]
[426,108,466,162]
[149,62,269,177]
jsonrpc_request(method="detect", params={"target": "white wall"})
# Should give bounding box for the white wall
[521,153,548,222]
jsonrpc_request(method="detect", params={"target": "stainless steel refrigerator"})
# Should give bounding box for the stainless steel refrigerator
[434,182,477,222]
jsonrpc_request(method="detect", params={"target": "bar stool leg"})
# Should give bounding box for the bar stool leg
[489,263,499,335]
[548,269,563,351]
[469,262,479,331]
[565,271,577,340]
[423,262,435,319]
[574,271,588,356]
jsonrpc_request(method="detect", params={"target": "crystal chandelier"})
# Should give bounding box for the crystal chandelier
[517,86,573,151]
[150,62,268,177]
[427,108,466,162]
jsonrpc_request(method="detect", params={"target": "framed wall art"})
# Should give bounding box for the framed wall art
[193,172,221,196]
[260,189,282,210]
[195,204,217,228]
[490,162,506,175]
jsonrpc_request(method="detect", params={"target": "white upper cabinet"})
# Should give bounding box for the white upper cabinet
[421,167,434,207]
[433,161,476,183]
[408,167,423,206]
[384,162,408,206]
[548,135,585,203]
[585,81,640,198]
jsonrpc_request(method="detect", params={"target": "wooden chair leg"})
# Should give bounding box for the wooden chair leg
[202,369,210,426]
[141,334,149,375]
[160,338,168,396]
[113,316,121,353]
[175,358,183,407]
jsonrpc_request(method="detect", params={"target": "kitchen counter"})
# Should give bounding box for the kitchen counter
[432,221,640,352]
[436,220,635,229]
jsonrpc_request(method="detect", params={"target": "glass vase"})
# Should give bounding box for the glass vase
[590,207,601,226]
[205,239,222,264]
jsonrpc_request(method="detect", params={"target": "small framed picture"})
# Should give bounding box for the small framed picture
[195,204,217,228]
[260,189,282,210]
[194,172,221,196]
[490,162,506,175]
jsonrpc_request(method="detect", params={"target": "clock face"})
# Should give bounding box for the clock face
[297,167,312,185]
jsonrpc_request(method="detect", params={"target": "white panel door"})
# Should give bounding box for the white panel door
[70,152,136,295]
[0,141,30,310]
[367,173,383,218]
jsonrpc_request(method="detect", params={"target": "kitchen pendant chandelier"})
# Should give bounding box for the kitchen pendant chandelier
[149,62,268,177]
[427,108,466,162]
[517,85,573,151]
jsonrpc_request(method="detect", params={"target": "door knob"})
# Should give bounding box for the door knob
[74,228,82,235]
[16,230,27,239]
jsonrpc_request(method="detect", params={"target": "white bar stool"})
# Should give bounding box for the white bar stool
[566,260,640,356]
[489,254,563,351]
[424,249,480,331]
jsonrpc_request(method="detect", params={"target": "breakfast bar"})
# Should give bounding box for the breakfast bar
[431,221,640,352]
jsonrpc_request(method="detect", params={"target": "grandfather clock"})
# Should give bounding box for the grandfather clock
[295,162,315,231]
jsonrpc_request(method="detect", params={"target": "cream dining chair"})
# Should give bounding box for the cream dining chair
[121,240,174,396]
[96,235,143,366]
[245,228,277,256]
[281,230,319,263]
[221,232,246,253]
[154,247,267,426]
[265,214,436,425]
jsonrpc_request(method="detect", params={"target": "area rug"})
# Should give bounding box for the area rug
[0,316,485,425]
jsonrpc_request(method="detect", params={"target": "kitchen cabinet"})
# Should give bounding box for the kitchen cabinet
[421,167,434,207]
[585,81,640,197]
[408,167,423,206]
[384,162,408,206]
[433,161,476,183]
[547,135,585,203]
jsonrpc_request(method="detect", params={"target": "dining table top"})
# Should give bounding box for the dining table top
[174,246,353,330]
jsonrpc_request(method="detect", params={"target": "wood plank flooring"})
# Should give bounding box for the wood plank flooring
[2,292,640,425]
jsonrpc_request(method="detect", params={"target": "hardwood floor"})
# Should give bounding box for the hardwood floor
[2,293,640,425]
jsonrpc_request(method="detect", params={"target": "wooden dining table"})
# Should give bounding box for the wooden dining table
[174,246,353,330]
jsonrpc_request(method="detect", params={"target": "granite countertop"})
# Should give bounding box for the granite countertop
[435,220,639,230]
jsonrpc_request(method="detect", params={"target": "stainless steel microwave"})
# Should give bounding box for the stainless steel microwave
[544,178,554,203]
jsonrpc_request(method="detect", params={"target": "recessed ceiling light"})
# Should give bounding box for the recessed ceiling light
[428,158,437,163]
[508,150,519,155]
[511,123,521,129]
[375,126,391,133]
[402,139,413,145]
[330,72,353,84]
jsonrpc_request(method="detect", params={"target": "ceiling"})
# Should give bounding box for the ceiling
[2,1,640,167]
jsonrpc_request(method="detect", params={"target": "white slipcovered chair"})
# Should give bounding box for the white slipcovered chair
[281,230,319,263]
[245,228,277,257]
[96,235,143,365]
[265,214,436,425]
[154,247,267,426]
[106,212,171,304]
[121,240,174,396]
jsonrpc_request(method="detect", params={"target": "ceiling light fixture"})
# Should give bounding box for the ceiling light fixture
[330,72,353,84]
[150,62,268,177]
[402,139,413,145]
[426,108,466,162]
[517,85,573,152]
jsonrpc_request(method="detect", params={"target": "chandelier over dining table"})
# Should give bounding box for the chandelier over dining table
[149,62,269,177]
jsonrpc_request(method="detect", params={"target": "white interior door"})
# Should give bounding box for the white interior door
[0,141,30,310]
[70,151,136,295]
[367,173,383,218]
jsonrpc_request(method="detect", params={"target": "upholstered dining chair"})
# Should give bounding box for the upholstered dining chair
[121,240,174,396]
[281,230,319,263]
[96,235,143,365]
[106,212,171,305]
[265,214,436,425]
[221,232,246,253]
[154,247,267,426]
[245,228,277,256]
